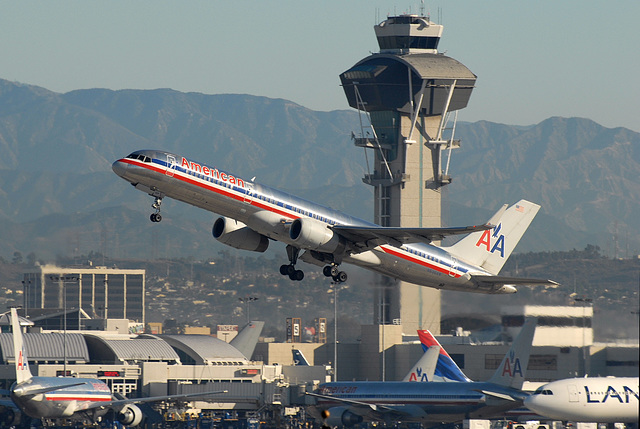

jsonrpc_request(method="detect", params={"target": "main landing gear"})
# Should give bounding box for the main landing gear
[323,264,348,283]
[150,196,163,222]
[280,245,304,281]
[278,246,348,283]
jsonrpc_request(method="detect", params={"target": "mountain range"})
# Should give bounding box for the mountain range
[1,78,638,261]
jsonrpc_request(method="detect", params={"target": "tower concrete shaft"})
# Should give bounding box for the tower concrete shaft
[371,115,443,335]
[341,14,476,338]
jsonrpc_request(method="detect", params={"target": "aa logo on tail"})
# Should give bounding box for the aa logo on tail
[501,350,523,377]
[408,367,429,382]
[17,349,28,371]
[476,224,505,257]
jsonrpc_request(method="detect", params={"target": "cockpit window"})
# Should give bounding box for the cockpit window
[125,153,151,162]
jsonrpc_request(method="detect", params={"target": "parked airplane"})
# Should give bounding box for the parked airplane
[524,376,639,423]
[113,150,556,294]
[307,319,537,427]
[3,308,224,426]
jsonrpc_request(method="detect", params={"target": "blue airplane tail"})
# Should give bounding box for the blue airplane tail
[418,330,471,382]
[292,349,310,366]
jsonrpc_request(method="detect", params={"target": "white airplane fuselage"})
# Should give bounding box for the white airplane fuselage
[11,377,111,419]
[524,377,639,423]
[112,150,532,294]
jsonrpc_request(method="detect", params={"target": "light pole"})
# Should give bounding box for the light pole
[238,296,258,323]
[331,281,347,382]
[334,282,338,382]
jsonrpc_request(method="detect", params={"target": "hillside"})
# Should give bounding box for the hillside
[1,249,637,342]
[0,78,639,261]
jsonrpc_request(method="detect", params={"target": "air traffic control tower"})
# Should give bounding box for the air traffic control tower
[340,14,476,337]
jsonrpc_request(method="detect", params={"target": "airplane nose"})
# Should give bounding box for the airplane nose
[112,160,128,177]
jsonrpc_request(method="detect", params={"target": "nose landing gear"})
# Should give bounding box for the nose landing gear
[150,196,163,222]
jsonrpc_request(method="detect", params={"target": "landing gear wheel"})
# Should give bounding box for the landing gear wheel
[289,270,304,281]
[332,271,347,283]
[150,213,162,222]
[279,265,290,276]
[323,265,340,277]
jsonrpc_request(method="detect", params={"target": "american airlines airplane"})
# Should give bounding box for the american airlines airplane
[112,150,557,293]
[308,319,537,427]
[2,308,224,426]
[524,376,639,423]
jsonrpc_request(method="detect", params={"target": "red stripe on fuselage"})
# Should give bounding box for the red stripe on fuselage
[120,158,299,221]
[381,246,462,278]
[45,396,111,402]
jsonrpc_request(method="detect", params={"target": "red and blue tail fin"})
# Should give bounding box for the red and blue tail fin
[418,330,471,382]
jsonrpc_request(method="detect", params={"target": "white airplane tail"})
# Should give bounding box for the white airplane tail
[403,345,440,382]
[444,200,540,275]
[10,308,33,384]
[488,318,537,389]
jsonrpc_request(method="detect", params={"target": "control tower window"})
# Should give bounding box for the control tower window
[377,36,439,50]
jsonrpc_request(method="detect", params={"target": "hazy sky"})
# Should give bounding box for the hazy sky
[2,1,638,131]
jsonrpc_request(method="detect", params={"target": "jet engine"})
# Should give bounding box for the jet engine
[116,404,144,427]
[289,218,344,253]
[0,406,22,427]
[212,217,269,252]
[324,407,363,427]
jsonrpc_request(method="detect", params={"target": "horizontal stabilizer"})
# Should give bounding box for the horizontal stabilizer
[471,275,559,288]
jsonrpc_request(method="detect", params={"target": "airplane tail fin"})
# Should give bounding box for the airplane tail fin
[444,200,540,275]
[418,330,471,382]
[10,308,33,384]
[403,345,440,382]
[292,349,310,366]
[229,320,265,360]
[488,318,537,389]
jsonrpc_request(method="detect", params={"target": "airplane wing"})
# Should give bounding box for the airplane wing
[332,223,493,249]
[306,391,395,413]
[306,392,427,421]
[475,389,528,402]
[90,390,228,411]
[470,275,559,288]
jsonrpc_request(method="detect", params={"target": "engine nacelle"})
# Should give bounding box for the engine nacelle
[212,217,269,252]
[289,218,344,253]
[324,407,363,427]
[0,406,22,426]
[116,404,144,427]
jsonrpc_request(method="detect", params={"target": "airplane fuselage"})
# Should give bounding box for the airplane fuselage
[11,377,111,419]
[313,381,526,424]
[113,150,515,293]
[524,377,639,423]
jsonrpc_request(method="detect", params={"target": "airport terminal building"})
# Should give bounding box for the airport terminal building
[3,265,636,423]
